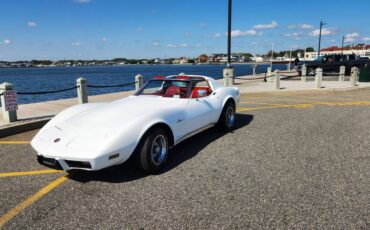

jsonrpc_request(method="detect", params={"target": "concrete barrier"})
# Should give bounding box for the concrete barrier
[350,67,358,87]
[135,74,143,91]
[77,77,88,104]
[274,70,280,90]
[315,68,323,89]
[301,64,307,82]
[223,67,234,86]
[339,66,345,82]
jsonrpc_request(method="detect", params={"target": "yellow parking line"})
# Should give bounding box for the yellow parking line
[0,175,68,228]
[238,101,287,106]
[0,169,63,178]
[0,141,30,144]
[236,100,370,112]
[241,95,319,103]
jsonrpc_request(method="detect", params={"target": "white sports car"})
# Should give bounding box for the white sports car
[31,75,240,173]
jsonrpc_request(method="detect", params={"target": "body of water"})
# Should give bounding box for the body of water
[0,64,286,104]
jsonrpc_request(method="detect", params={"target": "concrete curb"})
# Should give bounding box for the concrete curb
[0,117,52,138]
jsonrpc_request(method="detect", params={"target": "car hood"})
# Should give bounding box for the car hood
[32,95,185,157]
[64,95,181,130]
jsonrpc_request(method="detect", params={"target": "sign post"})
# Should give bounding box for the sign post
[0,82,18,123]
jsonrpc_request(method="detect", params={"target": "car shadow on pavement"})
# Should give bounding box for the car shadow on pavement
[68,113,254,183]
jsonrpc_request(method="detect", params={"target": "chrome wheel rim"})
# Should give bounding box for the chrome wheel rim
[226,106,235,127]
[151,135,167,166]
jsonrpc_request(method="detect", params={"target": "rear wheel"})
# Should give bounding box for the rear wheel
[139,128,169,173]
[217,101,236,131]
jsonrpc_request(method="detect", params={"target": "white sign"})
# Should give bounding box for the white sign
[3,90,18,111]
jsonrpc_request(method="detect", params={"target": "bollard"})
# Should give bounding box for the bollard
[135,74,143,91]
[315,68,322,89]
[223,67,234,86]
[77,77,88,104]
[350,67,358,87]
[0,82,18,123]
[339,66,345,82]
[252,64,258,77]
[274,70,280,90]
[301,64,307,82]
[266,67,274,82]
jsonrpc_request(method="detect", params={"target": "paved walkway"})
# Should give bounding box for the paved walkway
[1,72,370,128]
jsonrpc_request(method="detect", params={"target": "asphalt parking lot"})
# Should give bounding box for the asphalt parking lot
[1,90,370,229]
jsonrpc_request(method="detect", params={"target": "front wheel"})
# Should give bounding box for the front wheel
[217,102,236,131]
[139,128,169,173]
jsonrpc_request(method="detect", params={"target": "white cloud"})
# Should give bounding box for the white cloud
[199,22,207,27]
[362,37,370,41]
[194,44,201,48]
[344,32,360,42]
[230,29,262,37]
[253,21,278,30]
[152,41,160,46]
[101,37,108,42]
[251,42,258,45]
[214,32,221,38]
[288,24,313,30]
[3,39,11,45]
[74,0,91,3]
[309,28,335,36]
[27,21,37,28]
[184,32,191,37]
[180,43,188,47]
[136,27,144,32]
[300,24,314,29]
[167,44,177,48]
[71,42,82,47]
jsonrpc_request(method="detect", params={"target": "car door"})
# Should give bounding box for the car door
[181,82,222,135]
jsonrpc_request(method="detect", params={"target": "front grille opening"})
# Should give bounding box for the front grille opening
[65,160,92,169]
[37,155,62,170]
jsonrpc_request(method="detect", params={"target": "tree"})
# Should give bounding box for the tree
[306,47,315,52]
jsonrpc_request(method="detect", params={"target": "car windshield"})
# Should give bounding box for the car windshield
[137,80,191,98]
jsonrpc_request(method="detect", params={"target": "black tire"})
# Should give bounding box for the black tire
[217,101,236,131]
[138,128,169,173]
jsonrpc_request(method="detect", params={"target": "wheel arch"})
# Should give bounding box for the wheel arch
[138,122,175,148]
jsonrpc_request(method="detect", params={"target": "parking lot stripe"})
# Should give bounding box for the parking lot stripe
[236,100,370,112]
[0,169,63,178]
[0,141,30,145]
[0,175,68,228]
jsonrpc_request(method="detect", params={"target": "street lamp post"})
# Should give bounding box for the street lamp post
[342,35,345,56]
[223,0,234,86]
[227,0,232,67]
[317,20,326,57]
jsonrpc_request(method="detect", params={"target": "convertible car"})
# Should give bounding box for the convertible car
[31,75,240,173]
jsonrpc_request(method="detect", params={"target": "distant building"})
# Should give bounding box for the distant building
[198,54,208,63]
[305,44,370,60]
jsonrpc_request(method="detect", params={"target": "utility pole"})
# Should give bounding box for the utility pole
[270,43,274,68]
[227,0,232,67]
[288,47,292,71]
[317,20,326,57]
[342,36,345,56]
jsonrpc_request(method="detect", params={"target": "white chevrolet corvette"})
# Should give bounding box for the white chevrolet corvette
[31,75,240,173]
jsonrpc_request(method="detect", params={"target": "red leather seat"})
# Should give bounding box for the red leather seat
[164,86,180,97]
[191,87,211,98]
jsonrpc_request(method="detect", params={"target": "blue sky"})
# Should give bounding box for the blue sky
[0,0,369,61]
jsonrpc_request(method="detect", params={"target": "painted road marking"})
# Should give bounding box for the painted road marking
[0,169,63,178]
[0,141,30,145]
[241,95,320,103]
[238,101,287,106]
[0,175,68,228]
